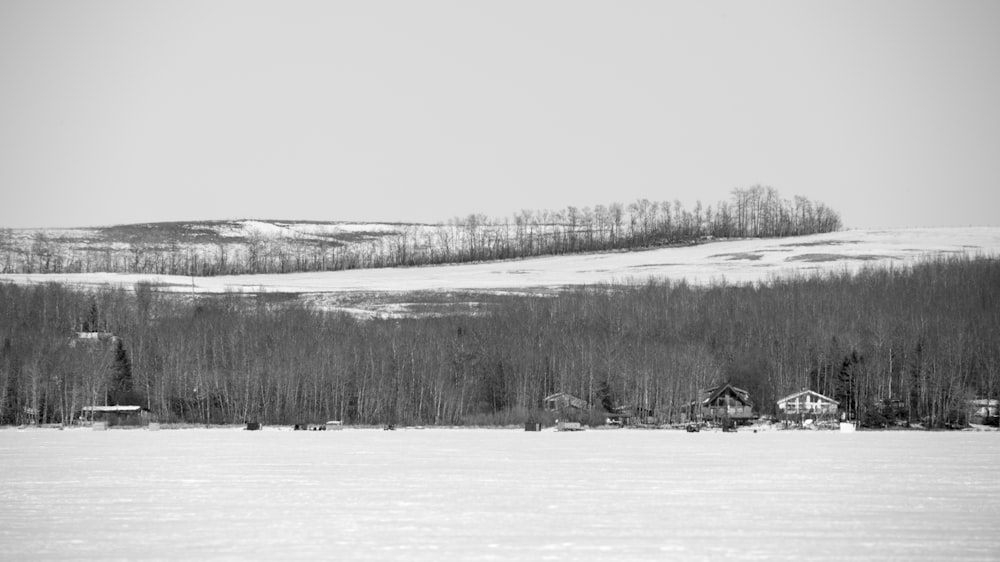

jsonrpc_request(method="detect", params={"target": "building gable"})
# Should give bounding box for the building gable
[776,389,839,414]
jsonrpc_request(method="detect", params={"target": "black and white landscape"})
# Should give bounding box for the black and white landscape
[3,1,999,560]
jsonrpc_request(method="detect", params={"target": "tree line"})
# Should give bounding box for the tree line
[1,186,840,276]
[2,254,996,429]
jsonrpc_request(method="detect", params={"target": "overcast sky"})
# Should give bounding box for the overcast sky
[2,1,998,229]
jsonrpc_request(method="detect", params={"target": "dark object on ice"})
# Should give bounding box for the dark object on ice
[384,424,396,431]
[524,422,542,432]
[685,423,700,433]
[245,422,261,431]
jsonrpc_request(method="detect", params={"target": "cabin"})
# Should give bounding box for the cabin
[544,392,588,413]
[687,383,754,422]
[81,405,150,427]
[776,390,839,418]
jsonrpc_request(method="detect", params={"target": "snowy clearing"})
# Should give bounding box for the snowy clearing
[1,428,998,561]
[3,228,998,302]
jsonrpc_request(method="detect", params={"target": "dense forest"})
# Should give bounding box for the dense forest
[1,255,996,429]
[2,185,841,276]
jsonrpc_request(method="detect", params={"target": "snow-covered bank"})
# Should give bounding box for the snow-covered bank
[2,429,998,561]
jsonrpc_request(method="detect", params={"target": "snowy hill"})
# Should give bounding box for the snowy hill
[0,219,419,274]
[3,227,998,316]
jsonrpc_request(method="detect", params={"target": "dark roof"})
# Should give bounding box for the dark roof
[544,392,588,409]
[698,383,751,406]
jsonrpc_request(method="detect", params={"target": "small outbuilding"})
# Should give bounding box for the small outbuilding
[81,405,150,427]
[776,390,839,417]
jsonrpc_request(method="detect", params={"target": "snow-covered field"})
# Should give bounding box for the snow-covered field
[2,427,998,561]
[209,219,414,239]
[3,227,999,315]
[5,227,1000,293]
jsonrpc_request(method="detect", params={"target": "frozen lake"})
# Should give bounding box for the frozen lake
[2,427,998,561]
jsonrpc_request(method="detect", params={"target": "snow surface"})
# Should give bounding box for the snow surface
[209,220,421,240]
[1,428,998,561]
[3,228,999,300]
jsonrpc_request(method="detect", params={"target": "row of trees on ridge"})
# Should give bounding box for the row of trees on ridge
[2,186,841,275]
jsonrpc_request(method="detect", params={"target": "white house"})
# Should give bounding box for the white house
[776,389,839,416]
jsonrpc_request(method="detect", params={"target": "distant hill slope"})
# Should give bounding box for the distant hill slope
[4,227,998,317]
[0,189,844,276]
[0,219,416,275]
[0,216,804,277]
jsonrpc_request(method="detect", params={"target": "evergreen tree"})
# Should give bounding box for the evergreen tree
[836,350,863,421]
[107,339,142,406]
